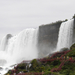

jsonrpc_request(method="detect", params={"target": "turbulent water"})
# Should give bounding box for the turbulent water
[57,19,74,51]
[0,28,38,74]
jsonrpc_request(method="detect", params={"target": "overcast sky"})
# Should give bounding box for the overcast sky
[0,0,75,40]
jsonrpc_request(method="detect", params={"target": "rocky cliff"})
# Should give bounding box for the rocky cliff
[38,21,62,57]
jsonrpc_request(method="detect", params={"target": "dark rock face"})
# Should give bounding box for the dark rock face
[0,67,3,70]
[38,21,62,57]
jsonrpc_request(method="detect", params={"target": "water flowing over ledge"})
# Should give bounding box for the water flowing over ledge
[0,28,38,74]
[0,19,74,74]
[56,19,74,51]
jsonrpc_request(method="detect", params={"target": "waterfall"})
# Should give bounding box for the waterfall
[0,28,38,74]
[57,19,74,51]
[0,19,74,74]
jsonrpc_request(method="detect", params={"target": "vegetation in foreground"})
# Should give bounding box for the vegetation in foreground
[5,43,75,75]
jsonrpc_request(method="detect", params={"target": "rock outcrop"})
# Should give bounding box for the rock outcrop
[38,21,62,57]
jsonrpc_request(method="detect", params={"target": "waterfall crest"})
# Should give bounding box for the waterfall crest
[57,19,74,51]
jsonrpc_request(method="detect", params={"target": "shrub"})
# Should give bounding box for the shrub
[43,71,51,75]
[70,43,75,50]
[17,63,26,69]
[29,59,42,72]
[66,49,75,57]
[50,60,61,66]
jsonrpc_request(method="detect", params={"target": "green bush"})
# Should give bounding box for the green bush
[43,71,51,75]
[44,65,51,72]
[70,43,75,50]
[38,66,45,72]
[59,61,75,75]
[66,49,75,57]
[17,63,26,69]
[5,70,12,75]
[29,59,42,72]
[50,60,61,66]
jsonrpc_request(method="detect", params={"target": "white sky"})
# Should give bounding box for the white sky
[0,0,75,40]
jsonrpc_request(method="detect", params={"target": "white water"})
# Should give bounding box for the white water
[0,19,74,74]
[0,28,38,74]
[57,19,74,51]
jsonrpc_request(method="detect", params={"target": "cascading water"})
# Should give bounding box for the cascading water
[0,28,38,74]
[0,19,74,75]
[56,19,74,51]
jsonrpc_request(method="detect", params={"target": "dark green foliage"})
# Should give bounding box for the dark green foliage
[59,61,75,75]
[30,59,53,72]
[65,43,75,57]
[61,69,70,75]
[8,70,12,74]
[30,59,44,72]
[30,59,40,71]
[38,66,45,72]
[70,43,75,50]
[66,48,75,57]
[50,60,61,66]
[44,65,51,72]
[43,71,51,75]
[17,63,26,69]
[45,61,51,65]
[15,63,27,73]
[5,70,12,75]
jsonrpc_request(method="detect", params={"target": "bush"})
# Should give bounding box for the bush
[38,66,45,72]
[29,59,42,72]
[59,61,75,75]
[50,60,61,66]
[5,70,12,75]
[66,49,75,57]
[43,71,51,75]
[17,63,26,69]
[70,43,75,50]
[44,65,51,72]
[65,43,75,57]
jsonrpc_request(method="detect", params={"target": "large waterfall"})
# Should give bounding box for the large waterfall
[0,28,38,74]
[0,19,74,74]
[57,19,74,51]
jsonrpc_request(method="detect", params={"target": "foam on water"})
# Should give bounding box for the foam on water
[0,28,38,74]
[57,19,74,51]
